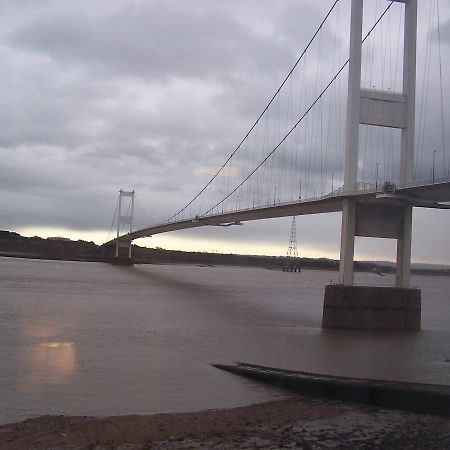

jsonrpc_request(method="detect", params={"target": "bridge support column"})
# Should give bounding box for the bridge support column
[338,0,362,287]
[339,199,357,285]
[396,206,412,288]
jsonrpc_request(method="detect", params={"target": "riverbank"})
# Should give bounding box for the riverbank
[2,230,450,276]
[1,397,449,449]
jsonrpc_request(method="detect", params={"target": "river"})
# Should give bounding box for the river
[1,256,449,424]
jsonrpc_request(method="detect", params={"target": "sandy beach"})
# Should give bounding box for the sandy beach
[1,397,450,449]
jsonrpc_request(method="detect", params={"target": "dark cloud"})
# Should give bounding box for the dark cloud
[9,2,293,83]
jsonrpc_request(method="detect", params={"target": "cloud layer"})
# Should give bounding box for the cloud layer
[0,0,449,263]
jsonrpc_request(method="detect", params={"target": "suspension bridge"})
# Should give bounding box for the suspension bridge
[105,0,450,330]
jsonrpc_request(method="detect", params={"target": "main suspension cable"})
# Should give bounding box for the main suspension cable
[202,2,395,216]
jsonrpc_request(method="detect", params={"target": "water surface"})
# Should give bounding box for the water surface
[1,257,449,424]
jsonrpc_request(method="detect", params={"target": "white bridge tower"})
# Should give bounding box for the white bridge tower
[339,0,417,288]
[115,189,135,260]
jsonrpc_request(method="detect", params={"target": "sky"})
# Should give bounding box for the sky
[1,0,449,264]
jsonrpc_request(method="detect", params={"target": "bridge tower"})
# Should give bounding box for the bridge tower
[114,189,135,265]
[340,0,417,287]
[324,0,421,330]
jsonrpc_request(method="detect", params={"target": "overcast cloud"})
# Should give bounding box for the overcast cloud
[0,0,449,264]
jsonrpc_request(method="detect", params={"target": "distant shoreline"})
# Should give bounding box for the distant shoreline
[1,229,449,277]
[2,252,450,278]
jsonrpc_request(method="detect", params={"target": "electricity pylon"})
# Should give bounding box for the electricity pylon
[286,216,298,258]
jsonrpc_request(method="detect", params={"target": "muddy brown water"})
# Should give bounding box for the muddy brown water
[1,257,449,424]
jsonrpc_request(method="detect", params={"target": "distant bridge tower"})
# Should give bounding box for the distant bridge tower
[339,0,417,288]
[115,189,135,262]
[286,216,298,258]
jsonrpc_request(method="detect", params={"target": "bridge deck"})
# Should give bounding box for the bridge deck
[107,179,450,244]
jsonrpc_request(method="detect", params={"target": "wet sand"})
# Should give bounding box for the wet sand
[1,397,450,449]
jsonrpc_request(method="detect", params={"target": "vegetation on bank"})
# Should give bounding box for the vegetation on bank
[1,230,449,276]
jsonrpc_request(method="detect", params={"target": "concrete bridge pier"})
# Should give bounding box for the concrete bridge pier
[322,0,420,330]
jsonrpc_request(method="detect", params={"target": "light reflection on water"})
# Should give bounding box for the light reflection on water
[15,341,76,406]
[26,342,76,385]
[1,256,450,424]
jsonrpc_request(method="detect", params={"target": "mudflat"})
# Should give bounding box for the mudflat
[1,397,449,449]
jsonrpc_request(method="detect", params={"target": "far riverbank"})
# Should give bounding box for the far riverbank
[1,230,449,276]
